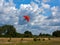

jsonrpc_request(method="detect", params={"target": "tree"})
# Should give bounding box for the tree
[24,31,32,37]
[39,33,51,37]
[0,27,3,35]
[3,25,17,41]
[15,33,23,38]
[0,26,6,37]
[52,30,60,37]
[39,33,42,37]
[0,27,3,36]
[3,25,16,37]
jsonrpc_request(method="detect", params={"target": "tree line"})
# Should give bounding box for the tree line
[0,25,60,38]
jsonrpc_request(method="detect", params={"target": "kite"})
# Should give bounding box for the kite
[23,15,30,22]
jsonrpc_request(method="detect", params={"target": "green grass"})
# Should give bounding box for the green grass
[0,38,60,45]
[0,40,60,45]
[16,41,60,45]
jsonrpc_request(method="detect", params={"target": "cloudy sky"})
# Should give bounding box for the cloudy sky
[0,0,60,35]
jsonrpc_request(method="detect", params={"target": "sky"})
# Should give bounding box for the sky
[0,0,60,35]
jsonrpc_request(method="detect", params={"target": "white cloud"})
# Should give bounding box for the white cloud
[42,0,50,3]
[41,3,50,9]
[0,0,60,35]
[51,6,59,16]
[20,4,33,11]
[35,0,41,3]
[30,2,39,12]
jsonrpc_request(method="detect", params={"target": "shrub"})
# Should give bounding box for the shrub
[21,38,23,41]
[37,38,40,41]
[33,38,37,41]
[48,38,51,40]
[42,38,45,41]
[8,39,11,42]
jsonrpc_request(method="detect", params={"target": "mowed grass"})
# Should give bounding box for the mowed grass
[0,38,60,45]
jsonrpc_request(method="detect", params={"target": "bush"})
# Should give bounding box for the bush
[52,30,60,37]
[48,38,51,40]
[33,38,37,41]
[21,38,23,41]
[8,39,11,42]
[37,38,40,41]
[42,39,45,41]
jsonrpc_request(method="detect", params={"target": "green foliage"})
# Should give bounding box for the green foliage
[39,33,51,37]
[0,25,20,37]
[52,30,60,37]
[33,38,40,41]
[21,38,23,41]
[24,31,32,38]
[38,38,40,41]
[1,25,60,38]
[33,37,37,41]
[48,37,51,40]
[42,38,45,41]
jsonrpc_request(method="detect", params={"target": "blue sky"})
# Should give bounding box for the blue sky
[5,0,60,9]
[13,0,31,8]
[12,0,60,8]
[0,0,60,35]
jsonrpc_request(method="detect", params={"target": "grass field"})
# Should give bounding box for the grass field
[0,38,60,45]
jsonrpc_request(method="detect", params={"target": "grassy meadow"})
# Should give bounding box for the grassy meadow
[0,38,60,45]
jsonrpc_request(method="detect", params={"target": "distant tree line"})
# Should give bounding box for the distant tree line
[0,25,60,38]
[52,30,60,37]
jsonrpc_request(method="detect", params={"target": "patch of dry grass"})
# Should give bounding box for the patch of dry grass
[0,38,60,45]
